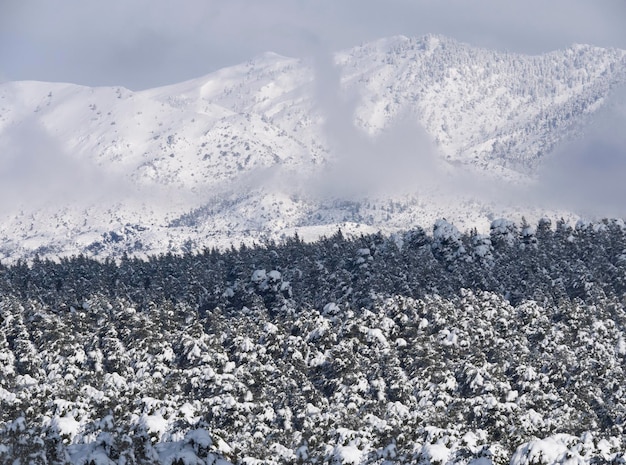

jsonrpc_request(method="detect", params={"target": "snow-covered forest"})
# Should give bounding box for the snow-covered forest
[2,218,626,464]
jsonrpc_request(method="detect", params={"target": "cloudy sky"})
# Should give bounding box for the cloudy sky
[1,0,626,90]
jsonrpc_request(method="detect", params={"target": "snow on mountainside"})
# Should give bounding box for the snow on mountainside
[1,35,625,260]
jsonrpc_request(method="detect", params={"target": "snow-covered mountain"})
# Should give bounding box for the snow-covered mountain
[1,35,626,260]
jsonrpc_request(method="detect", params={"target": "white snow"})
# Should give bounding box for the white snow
[423,442,452,465]
[362,326,390,348]
[251,269,267,283]
[0,387,17,403]
[0,36,624,261]
[267,270,282,281]
[334,443,363,464]
[53,414,82,440]
[511,434,587,465]
[140,412,169,440]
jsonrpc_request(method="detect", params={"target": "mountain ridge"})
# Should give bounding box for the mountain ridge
[1,35,625,261]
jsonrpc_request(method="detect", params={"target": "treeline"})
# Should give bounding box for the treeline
[1,217,625,312]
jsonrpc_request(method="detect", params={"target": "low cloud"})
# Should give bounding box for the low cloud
[212,48,625,227]
[533,84,626,217]
[301,49,447,201]
[0,117,133,214]
[2,1,625,89]
[279,52,626,222]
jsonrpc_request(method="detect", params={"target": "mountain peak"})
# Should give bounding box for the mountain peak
[1,36,626,260]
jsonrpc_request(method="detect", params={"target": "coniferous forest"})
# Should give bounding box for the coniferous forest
[2,218,626,464]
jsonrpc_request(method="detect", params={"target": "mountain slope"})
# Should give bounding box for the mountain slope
[1,35,625,260]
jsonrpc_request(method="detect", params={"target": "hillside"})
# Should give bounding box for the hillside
[1,35,626,259]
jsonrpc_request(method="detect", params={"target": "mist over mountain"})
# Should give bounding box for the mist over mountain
[1,35,626,260]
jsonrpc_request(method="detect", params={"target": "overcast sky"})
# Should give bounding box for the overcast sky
[1,0,626,90]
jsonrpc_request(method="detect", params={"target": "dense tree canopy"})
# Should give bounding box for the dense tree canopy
[1,218,626,464]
